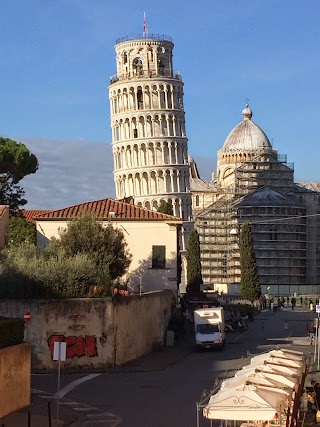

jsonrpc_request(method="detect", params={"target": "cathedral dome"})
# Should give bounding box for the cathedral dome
[222,104,272,152]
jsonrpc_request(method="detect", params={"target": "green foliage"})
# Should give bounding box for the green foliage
[0,317,24,348]
[157,200,174,216]
[0,243,98,298]
[186,228,203,292]
[0,215,132,298]
[0,137,38,182]
[0,137,38,211]
[53,213,132,290]
[9,216,36,246]
[239,222,261,301]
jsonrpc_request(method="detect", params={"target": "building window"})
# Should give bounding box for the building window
[133,129,138,138]
[195,195,199,207]
[152,245,166,269]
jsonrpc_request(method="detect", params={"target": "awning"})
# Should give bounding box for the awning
[203,384,288,421]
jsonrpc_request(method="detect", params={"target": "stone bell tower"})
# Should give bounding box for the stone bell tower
[108,33,192,228]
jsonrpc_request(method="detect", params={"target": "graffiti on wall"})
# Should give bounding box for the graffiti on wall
[47,335,98,359]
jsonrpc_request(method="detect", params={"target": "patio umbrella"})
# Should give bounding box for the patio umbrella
[203,384,289,421]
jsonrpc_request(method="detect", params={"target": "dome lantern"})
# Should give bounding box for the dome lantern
[242,103,252,121]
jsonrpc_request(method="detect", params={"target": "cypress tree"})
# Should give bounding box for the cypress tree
[157,200,174,216]
[186,228,203,292]
[239,222,261,302]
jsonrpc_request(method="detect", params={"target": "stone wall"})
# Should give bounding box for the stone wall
[0,291,173,370]
[0,344,30,418]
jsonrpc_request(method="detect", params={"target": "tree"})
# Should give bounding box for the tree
[239,222,261,302]
[0,137,38,211]
[186,228,203,292]
[53,213,132,292]
[8,216,36,246]
[157,200,174,216]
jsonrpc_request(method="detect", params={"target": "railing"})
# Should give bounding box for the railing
[109,69,182,84]
[116,34,173,44]
[278,154,294,170]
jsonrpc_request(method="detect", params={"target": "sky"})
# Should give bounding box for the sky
[1,0,320,209]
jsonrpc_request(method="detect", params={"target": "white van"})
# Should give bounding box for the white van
[194,307,225,349]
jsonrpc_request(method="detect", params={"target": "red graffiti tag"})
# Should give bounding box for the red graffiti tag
[47,335,98,359]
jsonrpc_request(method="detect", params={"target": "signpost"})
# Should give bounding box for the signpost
[315,306,320,368]
[53,341,66,422]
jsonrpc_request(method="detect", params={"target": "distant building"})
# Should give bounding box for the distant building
[190,105,320,296]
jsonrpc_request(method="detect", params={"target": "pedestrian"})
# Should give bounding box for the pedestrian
[291,297,296,310]
[308,322,316,345]
[311,380,320,408]
[286,296,290,307]
[300,296,303,305]
[248,306,254,322]
[307,392,317,423]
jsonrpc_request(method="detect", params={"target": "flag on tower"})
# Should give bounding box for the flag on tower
[143,12,147,37]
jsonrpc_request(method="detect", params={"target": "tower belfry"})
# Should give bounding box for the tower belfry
[108,32,192,225]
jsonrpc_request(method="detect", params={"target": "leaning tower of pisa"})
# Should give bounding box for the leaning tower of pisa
[108,33,192,225]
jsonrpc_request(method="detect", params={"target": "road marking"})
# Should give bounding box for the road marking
[56,373,101,398]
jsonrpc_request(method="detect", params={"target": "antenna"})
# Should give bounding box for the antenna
[143,12,147,38]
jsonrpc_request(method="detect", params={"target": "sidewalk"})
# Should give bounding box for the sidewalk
[0,392,86,426]
[1,306,318,426]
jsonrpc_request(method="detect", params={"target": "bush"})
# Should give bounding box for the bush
[0,317,24,348]
[0,243,99,298]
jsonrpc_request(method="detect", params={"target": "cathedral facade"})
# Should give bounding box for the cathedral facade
[190,105,320,296]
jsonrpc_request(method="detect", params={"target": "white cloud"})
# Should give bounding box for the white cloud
[18,137,216,210]
[20,138,115,209]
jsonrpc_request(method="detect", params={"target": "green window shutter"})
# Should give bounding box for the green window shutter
[152,245,166,269]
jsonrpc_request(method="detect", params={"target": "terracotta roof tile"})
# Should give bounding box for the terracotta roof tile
[22,210,53,223]
[34,198,181,221]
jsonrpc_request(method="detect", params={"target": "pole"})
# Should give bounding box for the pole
[57,358,61,422]
[318,314,320,370]
[139,276,142,297]
[196,402,200,427]
[48,401,52,427]
[315,314,319,362]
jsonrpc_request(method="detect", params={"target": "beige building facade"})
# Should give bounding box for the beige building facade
[34,198,182,294]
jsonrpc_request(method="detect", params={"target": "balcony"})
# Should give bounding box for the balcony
[115,34,173,44]
[109,69,182,84]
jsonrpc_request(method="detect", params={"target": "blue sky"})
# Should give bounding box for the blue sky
[1,1,320,208]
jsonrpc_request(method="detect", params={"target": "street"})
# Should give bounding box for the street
[31,307,316,427]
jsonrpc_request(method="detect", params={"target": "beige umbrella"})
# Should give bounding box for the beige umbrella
[203,384,289,421]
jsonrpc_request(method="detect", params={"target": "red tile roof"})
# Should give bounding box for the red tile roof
[22,210,53,223]
[33,199,181,221]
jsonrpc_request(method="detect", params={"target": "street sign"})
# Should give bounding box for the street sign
[316,305,320,313]
[23,311,31,322]
[53,342,66,361]
[53,341,67,422]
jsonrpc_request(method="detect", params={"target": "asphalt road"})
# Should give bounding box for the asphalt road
[31,307,316,427]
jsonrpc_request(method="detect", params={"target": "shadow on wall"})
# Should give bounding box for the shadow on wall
[128,251,179,294]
